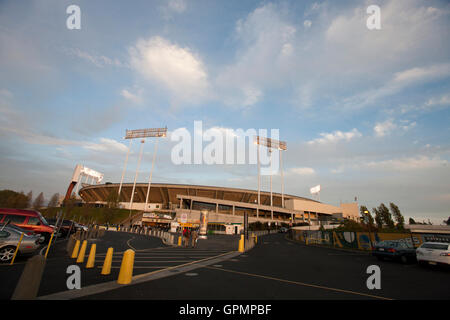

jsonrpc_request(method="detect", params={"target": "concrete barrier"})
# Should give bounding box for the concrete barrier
[86,244,96,269]
[11,255,46,300]
[101,247,113,275]
[66,235,75,255]
[71,240,80,259]
[76,240,88,263]
[117,249,135,285]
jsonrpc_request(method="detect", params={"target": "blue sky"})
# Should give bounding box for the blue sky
[0,0,449,224]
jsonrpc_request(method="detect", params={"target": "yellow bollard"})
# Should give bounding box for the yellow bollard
[177,236,182,246]
[86,244,96,268]
[117,249,135,284]
[44,232,55,259]
[71,240,80,258]
[101,247,114,275]
[238,234,244,252]
[76,240,88,263]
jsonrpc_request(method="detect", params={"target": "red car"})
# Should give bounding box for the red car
[0,208,54,242]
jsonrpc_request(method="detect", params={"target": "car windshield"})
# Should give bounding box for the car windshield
[377,241,400,247]
[36,211,49,226]
[421,243,449,250]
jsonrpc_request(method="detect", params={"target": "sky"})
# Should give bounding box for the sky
[0,0,449,224]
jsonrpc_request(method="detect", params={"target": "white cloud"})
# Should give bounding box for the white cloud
[366,156,448,171]
[374,119,396,137]
[120,87,143,104]
[374,119,417,137]
[290,167,315,175]
[345,63,450,108]
[308,128,362,145]
[129,36,210,105]
[168,0,187,13]
[425,94,450,108]
[216,3,297,107]
[84,138,128,154]
[64,48,124,68]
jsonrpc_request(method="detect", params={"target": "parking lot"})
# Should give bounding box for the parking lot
[0,231,236,299]
[1,231,449,300]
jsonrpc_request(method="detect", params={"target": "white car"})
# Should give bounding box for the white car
[416,242,450,266]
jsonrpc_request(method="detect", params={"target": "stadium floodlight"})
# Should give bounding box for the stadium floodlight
[254,136,287,151]
[125,127,167,139]
[254,135,288,220]
[117,127,167,212]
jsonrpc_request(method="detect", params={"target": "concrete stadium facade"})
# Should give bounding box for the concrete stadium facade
[79,183,359,231]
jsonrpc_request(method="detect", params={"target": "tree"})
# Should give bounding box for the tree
[104,191,120,223]
[0,190,29,208]
[373,207,383,229]
[48,193,60,207]
[106,190,119,209]
[378,203,395,229]
[33,192,45,209]
[409,217,416,224]
[26,191,33,208]
[390,202,405,229]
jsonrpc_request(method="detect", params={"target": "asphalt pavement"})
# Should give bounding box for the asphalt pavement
[79,233,450,300]
[1,231,449,300]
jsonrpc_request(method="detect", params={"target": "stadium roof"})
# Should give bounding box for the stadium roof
[79,182,318,208]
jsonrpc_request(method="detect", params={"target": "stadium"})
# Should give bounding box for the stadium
[79,182,359,234]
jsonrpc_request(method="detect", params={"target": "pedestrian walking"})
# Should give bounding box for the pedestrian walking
[191,228,198,248]
[183,228,190,248]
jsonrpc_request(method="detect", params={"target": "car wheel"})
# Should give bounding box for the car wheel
[0,246,16,263]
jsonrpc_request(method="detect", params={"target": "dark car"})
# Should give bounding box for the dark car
[46,219,78,237]
[372,240,416,264]
[279,227,289,233]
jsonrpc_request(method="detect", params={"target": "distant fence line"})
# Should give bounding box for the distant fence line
[289,229,450,250]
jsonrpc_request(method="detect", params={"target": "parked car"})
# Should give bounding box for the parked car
[279,227,289,233]
[416,242,450,267]
[46,218,78,237]
[0,226,42,263]
[0,208,54,243]
[372,240,416,263]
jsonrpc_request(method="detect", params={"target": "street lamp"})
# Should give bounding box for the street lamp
[364,210,373,250]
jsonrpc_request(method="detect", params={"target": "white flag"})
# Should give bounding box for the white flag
[310,185,321,194]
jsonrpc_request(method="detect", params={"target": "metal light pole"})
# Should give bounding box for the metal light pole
[257,143,260,219]
[121,127,168,212]
[364,210,373,250]
[129,139,145,210]
[280,149,284,208]
[144,129,166,211]
[254,136,287,222]
[269,150,273,220]
[118,139,133,201]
